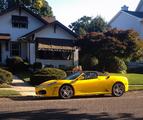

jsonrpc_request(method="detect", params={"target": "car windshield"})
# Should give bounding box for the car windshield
[65,72,81,80]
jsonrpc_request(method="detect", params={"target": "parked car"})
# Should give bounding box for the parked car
[35,71,128,99]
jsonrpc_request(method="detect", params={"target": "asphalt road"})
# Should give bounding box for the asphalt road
[0,91,143,120]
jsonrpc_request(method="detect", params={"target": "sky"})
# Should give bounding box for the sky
[47,0,140,27]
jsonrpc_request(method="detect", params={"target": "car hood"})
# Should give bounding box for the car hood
[40,80,59,86]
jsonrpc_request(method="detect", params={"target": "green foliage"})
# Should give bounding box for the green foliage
[103,57,127,73]
[89,16,108,32]
[6,56,29,73]
[30,68,67,85]
[0,68,13,84]
[1,0,53,17]
[79,29,143,72]
[80,54,98,70]
[69,16,108,35]
[0,89,20,96]
[0,83,11,88]
[0,0,5,12]
[33,62,42,70]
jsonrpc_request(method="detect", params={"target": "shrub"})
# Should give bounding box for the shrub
[6,56,29,73]
[0,68,13,84]
[104,56,127,73]
[33,62,42,70]
[30,68,67,85]
[80,54,99,70]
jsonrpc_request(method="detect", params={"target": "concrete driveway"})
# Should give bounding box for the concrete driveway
[12,75,35,96]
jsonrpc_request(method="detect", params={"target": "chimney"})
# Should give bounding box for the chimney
[121,5,129,11]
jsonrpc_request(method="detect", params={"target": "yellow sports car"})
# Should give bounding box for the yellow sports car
[35,71,128,99]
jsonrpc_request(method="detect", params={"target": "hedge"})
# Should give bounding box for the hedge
[0,68,13,84]
[30,68,67,85]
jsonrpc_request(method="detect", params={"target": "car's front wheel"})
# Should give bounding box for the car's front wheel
[59,85,74,99]
[112,82,125,97]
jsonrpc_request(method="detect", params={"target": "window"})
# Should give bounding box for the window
[83,72,97,79]
[10,42,21,56]
[37,50,72,60]
[11,15,28,28]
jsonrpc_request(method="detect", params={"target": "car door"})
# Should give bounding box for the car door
[73,75,110,94]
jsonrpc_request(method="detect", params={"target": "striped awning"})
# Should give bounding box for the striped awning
[38,43,75,51]
[0,33,10,41]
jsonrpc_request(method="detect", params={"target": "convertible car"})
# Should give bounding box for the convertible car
[35,71,128,99]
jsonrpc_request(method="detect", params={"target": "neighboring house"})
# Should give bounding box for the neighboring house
[0,5,78,68]
[109,0,143,38]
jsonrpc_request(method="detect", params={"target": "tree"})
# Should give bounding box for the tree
[0,0,7,12]
[69,16,92,35]
[88,16,108,32]
[79,29,143,72]
[0,0,53,17]
[69,16,108,35]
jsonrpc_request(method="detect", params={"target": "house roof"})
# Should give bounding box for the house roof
[136,0,143,11]
[0,33,10,41]
[37,37,76,51]
[123,10,143,18]
[36,37,76,47]
[53,21,78,38]
[21,20,78,39]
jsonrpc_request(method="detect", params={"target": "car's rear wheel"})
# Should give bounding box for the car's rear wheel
[112,82,125,97]
[59,85,74,99]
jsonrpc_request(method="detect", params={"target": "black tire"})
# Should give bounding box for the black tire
[112,82,125,97]
[59,85,74,99]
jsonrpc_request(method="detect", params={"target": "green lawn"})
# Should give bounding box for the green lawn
[129,85,143,91]
[110,73,143,85]
[0,89,20,96]
[110,73,143,91]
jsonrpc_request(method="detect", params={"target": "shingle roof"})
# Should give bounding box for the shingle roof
[123,10,143,18]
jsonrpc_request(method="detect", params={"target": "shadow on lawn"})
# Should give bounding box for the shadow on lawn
[0,108,142,120]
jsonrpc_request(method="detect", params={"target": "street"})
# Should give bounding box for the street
[0,91,143,120]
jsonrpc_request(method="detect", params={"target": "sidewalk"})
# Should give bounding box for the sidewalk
[11,75,36,96]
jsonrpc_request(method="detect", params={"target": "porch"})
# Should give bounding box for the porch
[35,38,78,68]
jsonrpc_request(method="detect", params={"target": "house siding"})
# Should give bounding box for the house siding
[0,9,44,41]
[136,1,143,12]
[110,12,140,32]
[36,59,73,67]
[0,7,79,66]
[35,24,76,40]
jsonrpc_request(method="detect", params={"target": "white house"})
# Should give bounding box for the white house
[109,0,143,38]
[0,5,79,68]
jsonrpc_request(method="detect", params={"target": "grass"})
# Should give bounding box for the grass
[0,89,20,96]
[129,85,143,91]
[110,73,143,85]
[110,73,143,91]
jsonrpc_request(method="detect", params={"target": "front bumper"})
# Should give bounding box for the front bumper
[35,86,59,97]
